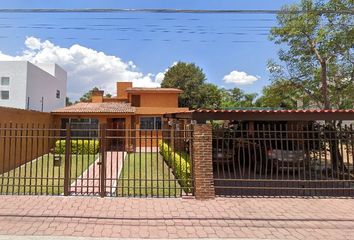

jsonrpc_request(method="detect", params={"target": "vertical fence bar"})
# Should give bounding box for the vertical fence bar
[6,122,13,195]
[0,123,5,194]
[64,123,71,196]
[99,123,107,198]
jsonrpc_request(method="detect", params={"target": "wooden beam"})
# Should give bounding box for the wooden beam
[166,111,354,121]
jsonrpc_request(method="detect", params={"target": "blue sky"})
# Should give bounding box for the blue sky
[0,0,298,100]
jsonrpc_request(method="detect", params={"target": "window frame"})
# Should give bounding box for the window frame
[0,90,9,100]
[131,94,141,107]
[56,90,61,99]
[1,77,10,86]
[140,116,162,130]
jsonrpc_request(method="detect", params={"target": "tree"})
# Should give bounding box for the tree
[269,0,354,173]
[65,97,73,106]
[220,88,257,108]
[79,87,99,102]
[161,62,207,109]
[269,0,354,110]
[255,80,300,109]
[199,83,223,109]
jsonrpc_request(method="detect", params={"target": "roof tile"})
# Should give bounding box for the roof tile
[189,109,354,113]
[52,102,135,113]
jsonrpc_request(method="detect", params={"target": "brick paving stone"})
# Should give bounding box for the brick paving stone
[0,196,353,239]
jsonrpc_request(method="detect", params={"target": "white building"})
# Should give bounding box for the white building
[0,61,67,112]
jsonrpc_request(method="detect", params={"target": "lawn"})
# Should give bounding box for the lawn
[0,154,97,195]
[117,152,181,197]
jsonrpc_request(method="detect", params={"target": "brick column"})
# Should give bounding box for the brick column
[192,124,215,199]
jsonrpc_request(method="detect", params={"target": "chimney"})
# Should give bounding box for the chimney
[116,82,133,99]
[91,90,104,103]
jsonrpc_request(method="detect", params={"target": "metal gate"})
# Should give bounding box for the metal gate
[0,123,194,197]
[212,121,354,197]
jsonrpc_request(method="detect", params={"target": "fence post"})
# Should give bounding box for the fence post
[99,123,107,197]
[64,123,71,196]
[192,123,215,199]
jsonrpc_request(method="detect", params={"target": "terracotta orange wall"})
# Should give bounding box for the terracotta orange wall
[138,93,179,107]
[92,95,104,103]
[117,82,132,100]
[0,107,54,126]
[0,107,56,174]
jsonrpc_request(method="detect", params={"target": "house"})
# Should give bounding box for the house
[0,61,67,112]
[52,82,188,150]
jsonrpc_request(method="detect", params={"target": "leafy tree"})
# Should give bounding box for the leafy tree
[65,97,73,106]
[79,87,99,102]
[220,88,257,108]
[268,0,354,110]
[269,0,354,173]
[255,80,300,109]
[105,93,112,98]
[161,62,207,109]
[199,83,223,109]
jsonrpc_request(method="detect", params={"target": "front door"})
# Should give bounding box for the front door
[110,118,125,151]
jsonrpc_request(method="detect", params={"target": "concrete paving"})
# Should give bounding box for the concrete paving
[70,152,126,195]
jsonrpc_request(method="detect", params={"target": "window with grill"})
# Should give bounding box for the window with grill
[140,117,162,130]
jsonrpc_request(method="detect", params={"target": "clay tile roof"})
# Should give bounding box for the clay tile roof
[125,88,182,93]
[191,109,354,113]
[52,102,135,113]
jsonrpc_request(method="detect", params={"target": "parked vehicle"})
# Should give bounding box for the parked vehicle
[212,120,315,173]
[266,149,306,171]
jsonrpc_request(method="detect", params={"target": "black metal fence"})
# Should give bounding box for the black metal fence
[212,121,354,197]
[0,123,194,197]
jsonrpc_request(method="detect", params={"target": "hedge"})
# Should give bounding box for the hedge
[54,140,100,154]
[159,141,192,193]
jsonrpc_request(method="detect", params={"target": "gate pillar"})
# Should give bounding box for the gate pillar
[192,124,215,199]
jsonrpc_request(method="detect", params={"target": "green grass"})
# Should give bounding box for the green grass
[117,153,181,197]
[0,154,97,195]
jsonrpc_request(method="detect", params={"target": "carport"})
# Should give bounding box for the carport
[164,109,354,197]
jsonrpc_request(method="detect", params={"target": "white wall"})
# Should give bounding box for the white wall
[0,61,28,109]
[26,62,66,112]
[0,61,67,112]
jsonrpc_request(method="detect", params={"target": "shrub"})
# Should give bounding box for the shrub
[159,141,192,193]
[54,140,100,154]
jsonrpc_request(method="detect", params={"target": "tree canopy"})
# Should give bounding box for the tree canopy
[161,61,260,109]
[79,87,99,102]
[268,0,354,109]
[220,88,257,109]
[255,80,300,109]
[161,62,207,109]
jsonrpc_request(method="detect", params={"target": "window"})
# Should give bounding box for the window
[131,95,140,107]
[56,90,61,99]
[1,77,9,86]
[140,117,162,130]
[0,91,9,100]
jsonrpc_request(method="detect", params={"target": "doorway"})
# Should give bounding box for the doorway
[109,118,126,151]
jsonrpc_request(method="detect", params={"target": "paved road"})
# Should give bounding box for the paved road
[0,196,353,239]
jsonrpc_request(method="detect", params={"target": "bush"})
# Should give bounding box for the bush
[54,140,100,154]
[159,141,192,193]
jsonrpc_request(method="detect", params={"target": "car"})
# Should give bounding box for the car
[266,149,306,171]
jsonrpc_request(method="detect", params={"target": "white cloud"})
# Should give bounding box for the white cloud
[0,36,161,99]
[155,72,165,83]
[154,61,178,84]
[223,70,259,85]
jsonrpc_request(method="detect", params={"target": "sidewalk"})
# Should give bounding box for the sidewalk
[70,152,126,195]
[0,195,353,239]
